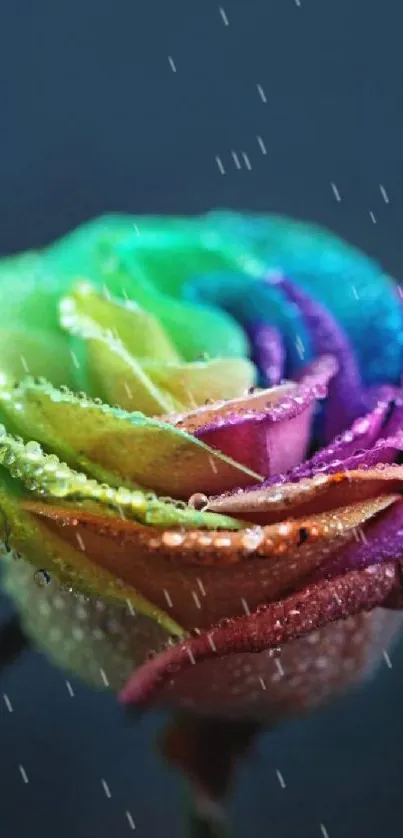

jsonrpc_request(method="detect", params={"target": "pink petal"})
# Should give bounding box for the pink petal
[171,355,337,480]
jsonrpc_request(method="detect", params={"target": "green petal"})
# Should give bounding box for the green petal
[0,378,262,497]
[0,425,242,530]
[76,331,179,414]
[116,242,249,361]
[0,215,250,369]
[60,281,255,412]
[113,217,235,297]
[61,280,181,363]
[0,328,76,389]
[142,357,256,407]
[46,216,249,361]
[43,213,139,290]
[60,297,179,414]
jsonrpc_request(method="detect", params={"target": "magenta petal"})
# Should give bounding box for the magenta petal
[246,322,285,386]
[256,391,399,490]
[196,355,337,479]
[267,275,366,441]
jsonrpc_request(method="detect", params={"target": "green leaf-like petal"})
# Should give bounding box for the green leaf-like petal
[60,301,179,414]
[0,425,243,530]
[61,280,181,363]
[142,358,256,407]
[0,328,76,389]
[0,379,262,497]
[60,281,255,413]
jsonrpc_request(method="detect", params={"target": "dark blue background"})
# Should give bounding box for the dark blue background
[1,0,403,835]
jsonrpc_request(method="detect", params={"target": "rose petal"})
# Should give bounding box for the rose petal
[245,322,285,386]
[61,280,181,362]
[119,563,398,708]
[0,428,242,531]
[24,495,395,630]
[2,554,175,690]
[314,497,403,580]
[208,463,403,524]
[0,477,183,634]
[267,275,366,440]
[47,214,251,362]
[116,240,250,362]
[155,611,400,720]
[168,356,337,479]
[0,328,75,389]
[0,378,263,497]
[141,357,256,410]
[204,210,403,386]
[271,392,399,483]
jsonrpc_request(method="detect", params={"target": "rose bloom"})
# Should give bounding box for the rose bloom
[2,211,403,724]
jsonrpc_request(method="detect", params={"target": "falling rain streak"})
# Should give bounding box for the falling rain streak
[218,6,229,25]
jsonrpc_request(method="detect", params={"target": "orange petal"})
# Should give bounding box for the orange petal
[23,495,396,630]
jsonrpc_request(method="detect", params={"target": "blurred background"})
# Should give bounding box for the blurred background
[1,0,403,835]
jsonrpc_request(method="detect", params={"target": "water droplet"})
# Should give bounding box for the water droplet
[188,492,209,511]
[33,568,51,587]
[241,527,263,551]
[162,531,184,547]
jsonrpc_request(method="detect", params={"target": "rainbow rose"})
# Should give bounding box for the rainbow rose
[1,211,403,720]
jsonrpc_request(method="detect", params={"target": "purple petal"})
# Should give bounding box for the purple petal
[266,275,366,441]
[245,322,285,386]
[314,498,403,580]
[236,388,399,492]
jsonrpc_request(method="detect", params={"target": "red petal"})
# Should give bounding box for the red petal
[119,563,399,708]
